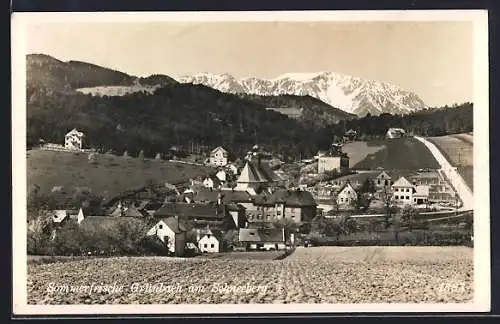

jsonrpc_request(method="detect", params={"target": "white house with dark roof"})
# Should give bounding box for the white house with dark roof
[209,146,229,167]
[146,217,186,256]
[64,128,85,150]
[197,228,221,253]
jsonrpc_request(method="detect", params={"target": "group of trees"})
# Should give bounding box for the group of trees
[333,103,473,140]
[27,84,334,160]
[27,66,473,162]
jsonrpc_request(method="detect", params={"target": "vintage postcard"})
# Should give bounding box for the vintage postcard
[12,10,490,315]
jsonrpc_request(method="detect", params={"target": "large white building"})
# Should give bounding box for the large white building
[392,176,430,206]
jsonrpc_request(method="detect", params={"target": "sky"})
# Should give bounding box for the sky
[25,21,474,106]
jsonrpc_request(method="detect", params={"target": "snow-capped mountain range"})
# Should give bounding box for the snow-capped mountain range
[176,72,428,117]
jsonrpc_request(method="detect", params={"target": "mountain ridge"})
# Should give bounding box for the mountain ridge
[177,71,428,117]
[26,54,355,126]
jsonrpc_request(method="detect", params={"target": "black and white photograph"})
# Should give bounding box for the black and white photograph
[12,10,490,314]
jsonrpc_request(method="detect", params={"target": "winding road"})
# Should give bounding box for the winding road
[413,136,473,211]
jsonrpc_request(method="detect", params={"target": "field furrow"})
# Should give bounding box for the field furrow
[28,247,473,304]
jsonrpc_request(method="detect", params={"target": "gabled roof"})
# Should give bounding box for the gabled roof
[239,228,285,243]
[392,176,414,188]
[337,183,357,196]
[193,189,252,204]
[211,146,228,155]
[253,189,316,207]
[345,129,357,135]
[65,128,84,137]
[160,217,186,234]
[204,174,221,187]
[237,160,279,184]
[122,206,149,217]
[154,202,227,220]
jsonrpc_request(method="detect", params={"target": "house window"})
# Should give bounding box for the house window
[377,179,381,185]
[158,224,163,229]
[406,196,409,200]
[414,198,417,202]
[406,188,410,192]
[384,180,388,186]
[340,198,344,202]
[211,244,214,248]
[395,188,398,192]
[395,196,399,200]
[204,244,207,248]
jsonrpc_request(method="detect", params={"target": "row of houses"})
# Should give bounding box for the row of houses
[48,146,310,256]
[311,168,458,209]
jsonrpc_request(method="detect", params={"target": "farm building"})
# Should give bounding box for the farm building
[238,228,286,251]
[64,128,85,150]
[386,128,406,139]
[146,216,186,256]
[209,146,229,167]
[250,188,317,224]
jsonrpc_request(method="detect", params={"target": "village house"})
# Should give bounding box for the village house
[392,176,415,205]
[386,128,406,139]
[391,176,430,206]
[209,146,229,167]
[317,143,350,174]
[154,201,247,231]
[238,228,286,251]
[52,207,85,225]
[335,183,358,207]
[197,228,222,253]
[374,171,393,188]
[215,169,227,183]
[202,174,222,190]
[146,216,186,256]
[250,188,317,224]
[343,129,358,142]
[64,128,85,150]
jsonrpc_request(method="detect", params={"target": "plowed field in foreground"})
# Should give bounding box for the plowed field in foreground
[28,246,473,304]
